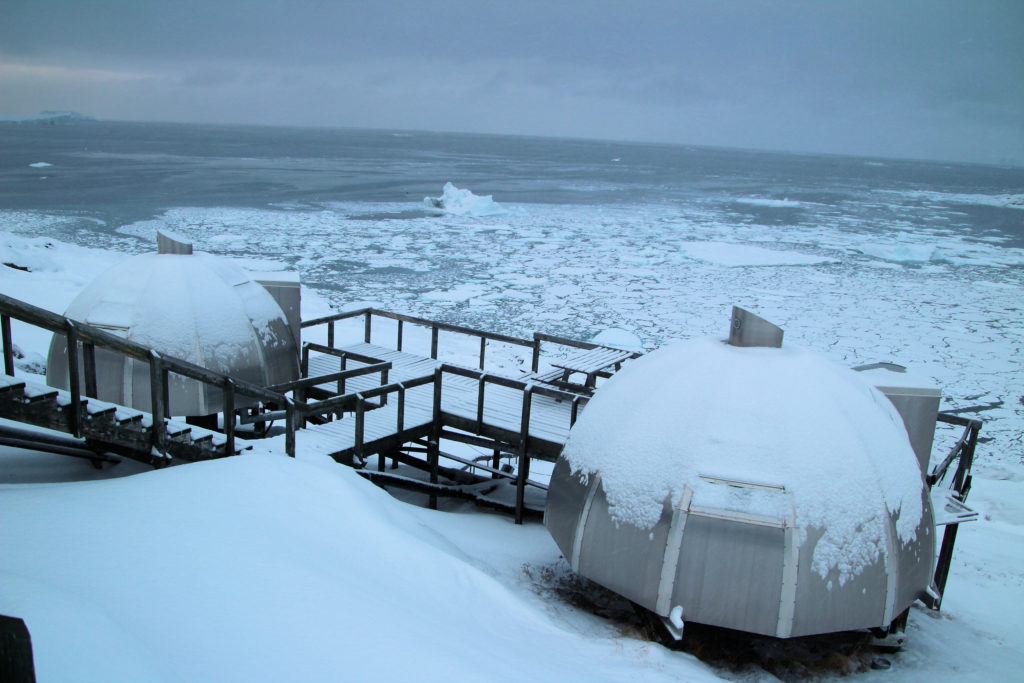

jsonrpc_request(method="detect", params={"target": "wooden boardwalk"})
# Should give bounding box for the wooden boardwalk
[0,374,240,466]
[284,341,585,463]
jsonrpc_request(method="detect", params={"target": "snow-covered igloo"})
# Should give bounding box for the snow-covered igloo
[47,234,299,417]
[544,314,935,639]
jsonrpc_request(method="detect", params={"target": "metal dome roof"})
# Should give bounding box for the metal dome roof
[47,250,298,416]
[545,334,934,638]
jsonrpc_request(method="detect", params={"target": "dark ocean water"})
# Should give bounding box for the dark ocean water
[1,120,1022,247]
[2,119,1022,459]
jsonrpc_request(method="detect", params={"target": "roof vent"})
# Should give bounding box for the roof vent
[728,306,784,348]
[156,229,193,255]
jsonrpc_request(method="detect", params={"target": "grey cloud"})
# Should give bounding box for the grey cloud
[1,0,1021,164]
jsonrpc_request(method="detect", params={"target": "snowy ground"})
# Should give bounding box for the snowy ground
[1,208,1023,681]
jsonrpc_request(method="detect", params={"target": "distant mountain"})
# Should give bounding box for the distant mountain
[0,111,95,126]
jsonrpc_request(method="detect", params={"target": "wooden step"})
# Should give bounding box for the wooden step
[84,405,117,427]
[23,389,58,404]
[167,424,193,441]
[0,380,26,397]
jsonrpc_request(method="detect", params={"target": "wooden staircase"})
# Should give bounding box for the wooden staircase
[0,374,246,467]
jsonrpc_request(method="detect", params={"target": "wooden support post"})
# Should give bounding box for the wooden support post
[327,321,335,349]
[301,344,310,378]
[364,311,372,343]
[354,394,365,464]
[397,319,404,352]
[571,396,582,427]
[285,398,296,457]
[476,375,486,433]
[83,342,98,398]
[66,322,82,438]
[1,314,14,376]
[223,378,235,456]
[516,386,533,524]
[428,367,443,509]
[394,384,406,470]
[430,326,439,360]
[531,335,541,373]
[479,336,486,370]
[148,351,166,457]
[492,446,501,479]
[396,384,406,432]
[161,367,170,418]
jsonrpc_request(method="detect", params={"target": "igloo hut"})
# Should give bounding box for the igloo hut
[544,309,938,640]
[47,231,300,419]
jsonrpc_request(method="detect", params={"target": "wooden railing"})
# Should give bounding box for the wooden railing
[303,308,539,371]
[0,292,297,458]
[439,363,588,523]
[926,412,981,608]
[302,308,643,376]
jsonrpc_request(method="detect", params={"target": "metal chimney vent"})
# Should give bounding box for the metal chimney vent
[728,306,784,348]
[157,229,193,255]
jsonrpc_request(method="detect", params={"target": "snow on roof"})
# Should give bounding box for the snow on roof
[562,336,925,583]
[63,251,291,371]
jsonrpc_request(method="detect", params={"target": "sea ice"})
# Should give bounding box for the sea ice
[679,241,837,267]
[424,182,515,216]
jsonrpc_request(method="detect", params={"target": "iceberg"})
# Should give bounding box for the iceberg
[424,182,511,217]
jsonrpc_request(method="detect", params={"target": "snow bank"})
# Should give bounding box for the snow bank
[424,182,513,216]
[0,454,718,682]
[562,337,925,584]
[680,241,836,267]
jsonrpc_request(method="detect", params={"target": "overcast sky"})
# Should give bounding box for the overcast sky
[2,1,1021,165]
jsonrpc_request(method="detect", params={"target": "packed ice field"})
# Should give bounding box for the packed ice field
[2,181,1024,682]
[11,180,1020,467]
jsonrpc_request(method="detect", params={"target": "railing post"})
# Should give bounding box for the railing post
[66,322,82,438]
[1,314,14,376]
[285,397,296,457]
[161,367,170,418]
[430,326,439,359]
[531,334,541,373]
[479,336,486,370]
[515,385,534,524]
[354,394,365,464]
[364,311,372,343]
[476,374,487,433]
[327,321,335,349]
[223,378,235,456]
[338,354,348,416]
[83,342,98,398]
[397,320,404,352]
[396,384,406,433]
[428,367,443,509]
[148,351,166,458]
[301,344,310,378]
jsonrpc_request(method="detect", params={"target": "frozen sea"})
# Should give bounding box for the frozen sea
[1,119,1022,468]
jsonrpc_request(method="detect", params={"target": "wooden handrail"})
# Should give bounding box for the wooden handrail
[302,307,536,349]
[0,292,295,457]
[265,362,392,393]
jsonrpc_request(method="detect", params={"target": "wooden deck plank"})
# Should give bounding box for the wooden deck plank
[294,343,579,459]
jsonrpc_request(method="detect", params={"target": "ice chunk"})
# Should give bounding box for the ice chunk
[424,182,513,216]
